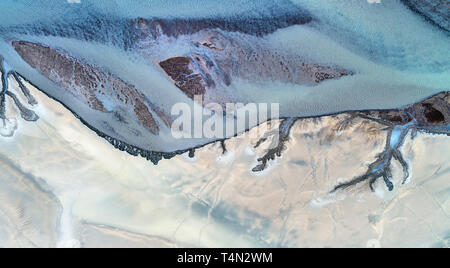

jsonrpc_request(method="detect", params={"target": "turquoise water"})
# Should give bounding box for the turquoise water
[0,0,448,152]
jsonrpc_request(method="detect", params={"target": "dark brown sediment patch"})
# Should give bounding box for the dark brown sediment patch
[12,40,160,135]
[12,40,107,112]
[133,11,313,39]
[134,98,159,134]
[159,56,207,99]
[359,92,450,127]
[414,93,450,126]
[172,29,354,87]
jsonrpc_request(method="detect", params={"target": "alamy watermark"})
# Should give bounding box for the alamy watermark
[170,95,280,142]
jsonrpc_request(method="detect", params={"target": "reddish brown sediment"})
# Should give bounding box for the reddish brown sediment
[159,56,208,100]
[12,41,160,134]
[156,47,352,108]
[197,30,353,85]
[133,13,313,38]
[134,98,159,134]
[358,92,450,127]
[12,41,107,112]
[413,93,449,126]
[136,22,353,99]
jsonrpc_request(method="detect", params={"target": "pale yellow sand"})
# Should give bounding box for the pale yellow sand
[0,80,448,248]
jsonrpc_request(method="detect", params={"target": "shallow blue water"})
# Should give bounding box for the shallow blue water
[0,0,448,152]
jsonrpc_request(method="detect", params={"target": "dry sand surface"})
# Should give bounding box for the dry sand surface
[0,80,448,248]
